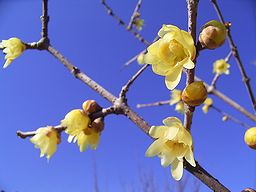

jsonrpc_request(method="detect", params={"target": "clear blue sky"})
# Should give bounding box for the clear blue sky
[0,0,256,191]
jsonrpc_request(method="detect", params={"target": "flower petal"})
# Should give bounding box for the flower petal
[171,158,184,181]
[158,24,180,38]
[182,58,195,70]
[185,148,196,167]
[145,138,164,157]
[149,126,167,139]
[160,152,176,167]
[165,66,183,90]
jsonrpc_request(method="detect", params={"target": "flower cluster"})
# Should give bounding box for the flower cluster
[146,117,195,180]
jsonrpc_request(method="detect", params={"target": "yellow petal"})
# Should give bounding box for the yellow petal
[158,24,180,38]
[171,158,184,181]
[149,126,167,139]
[180,30,196,59]
[165,66,183,90]
[182,58,195,70]
[145,138,164,157]
[163,117,182,127]
[185,148,196,167]
[170,89,182,105]
[160,152,176,167]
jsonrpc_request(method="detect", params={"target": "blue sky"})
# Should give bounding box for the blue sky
[0,0,256,191]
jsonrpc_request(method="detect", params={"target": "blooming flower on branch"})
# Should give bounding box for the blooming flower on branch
[143,24,196,90]
[0,37,26,68]
[30,126,60,160]
[213,59,230,75]
[61,109,101,152]
[145,117,196,180]
[202,98,213,114]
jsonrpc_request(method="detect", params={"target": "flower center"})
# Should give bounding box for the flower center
[83,127,93,135]
[168,39,186,62]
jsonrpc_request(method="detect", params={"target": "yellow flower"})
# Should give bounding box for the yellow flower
[202,98,213,114]
[61,109,101,152]
[30,126,60,160]
[170,89,182,105]
[213,59,230,75]
[134,19,144,31]
[244,127,256,150]
[0,37,26,68]
[144,24,196,90]
[175,102,184,114]
[145,117,195,180]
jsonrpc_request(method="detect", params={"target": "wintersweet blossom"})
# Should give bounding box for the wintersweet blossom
[169,89,184,114]
[30,126,60,160]
[0,37,26,68]
[202,98,213,114]
[61,109,100,152]
[145,117,196,180]
[144,24,196,90]
[213,59,230,75]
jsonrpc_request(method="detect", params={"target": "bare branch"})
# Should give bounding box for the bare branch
[41,0,49,40]
[196,76,256,122]
[120,64,149,101]
[137,100,170,108]
[211,0,256,112]
[211,105,250,128]
[100,0,150,45]
[127,0,143,30]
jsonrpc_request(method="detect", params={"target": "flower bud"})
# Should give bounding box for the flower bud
[244,127,256,149]
[222,115,229,122]
[137,53,145,65]
[181,81,207,106]
[199,20,227,50]
[82,100,102,115]
[90,117,104,133]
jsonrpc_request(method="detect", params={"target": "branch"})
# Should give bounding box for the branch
[137,99,250,128]
[196,76,256,122]
[119,64,149,101]
[211,105,250,128]
[211,0,256,112]
[41,0,49,38]
[183,0,199,131]
[127,0,143,30]
[100,0,150,45]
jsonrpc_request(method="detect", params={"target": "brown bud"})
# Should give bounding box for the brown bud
[181,81,207,107]
[199,20,227,50]
[91,117,104,133]
[82,100,102,115]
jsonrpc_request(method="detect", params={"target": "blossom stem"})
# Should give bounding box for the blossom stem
[127,0,143,30]
[211,0,256,112]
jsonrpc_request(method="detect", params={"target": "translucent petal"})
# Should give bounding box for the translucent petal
[182,58,195,70]
[160,152,176,167]
[158,24,180,38]
[170,89,181,105]
[171,158,184,181]
[165,67,182,90]
[163,117,182,127]
[149,126,167,139]
[180,30,196,59]
[185,148,196,167]
[145,139,164,157]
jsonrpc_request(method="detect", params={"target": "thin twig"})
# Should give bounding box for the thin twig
[211,0,256,112]
[137,99,250,128]
[225,50,232,62]
[123,49,147,68]
[127,0,143,30]
[120,64,149,100]
[211,105,250,128]
[41,0,49,38]
[100,0,150,45]
[195,76,256,121]
[137,100,170,108]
